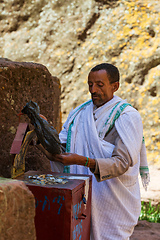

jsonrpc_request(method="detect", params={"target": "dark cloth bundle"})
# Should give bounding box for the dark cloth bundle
[22,101,64,154]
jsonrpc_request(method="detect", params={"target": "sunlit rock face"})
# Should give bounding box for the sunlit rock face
[0,0,160,164]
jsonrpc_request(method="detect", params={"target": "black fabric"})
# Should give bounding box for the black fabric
[22,101,63,154]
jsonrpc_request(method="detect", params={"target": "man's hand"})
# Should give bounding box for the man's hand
[37,144,96,169]
[51,153,85,165]
[51,153,96,169]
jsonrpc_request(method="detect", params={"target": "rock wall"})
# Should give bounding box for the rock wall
[0,178,36,240]
[0,0,160,165]
[0,58,61,178]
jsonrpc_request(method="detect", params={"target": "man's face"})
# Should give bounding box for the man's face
[88,70,119,107]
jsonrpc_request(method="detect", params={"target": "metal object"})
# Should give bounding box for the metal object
[25,173,68,185]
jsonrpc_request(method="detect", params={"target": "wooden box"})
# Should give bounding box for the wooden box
[20,171,92,240]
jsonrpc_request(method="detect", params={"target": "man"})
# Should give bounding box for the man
[40,63,149,239]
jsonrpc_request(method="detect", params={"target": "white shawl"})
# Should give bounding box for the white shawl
[51,95,149,240]
[59,96,149,189]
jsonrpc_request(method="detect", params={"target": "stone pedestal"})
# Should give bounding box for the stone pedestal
[0,178,36,240]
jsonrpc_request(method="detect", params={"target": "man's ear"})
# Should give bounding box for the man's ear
[112,82,119,92]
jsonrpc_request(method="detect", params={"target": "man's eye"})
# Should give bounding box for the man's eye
[98,83,103,87]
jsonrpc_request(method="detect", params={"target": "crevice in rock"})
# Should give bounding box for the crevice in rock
[139,58,160,85]
[11,0,25,7]
[8,21,19,32]
[0,14,5,20]
[77,12,100,41]
[108,43,127,57]
[148,86,157,97]
[126,54,160,85]
[20,15,30,21]
[62,58,75,75]
[8,14,30,32]
[124,74,135,84]
[95,0,119,8]
[146,27,156,38]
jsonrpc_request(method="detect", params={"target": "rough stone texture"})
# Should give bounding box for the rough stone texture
[0,0,160,166]
[0,58,61,178]
[0,178,36,240]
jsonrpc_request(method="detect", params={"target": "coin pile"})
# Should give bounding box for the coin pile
[25,174,68,186]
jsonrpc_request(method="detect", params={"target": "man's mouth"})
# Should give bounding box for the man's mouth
[92,94,99,100]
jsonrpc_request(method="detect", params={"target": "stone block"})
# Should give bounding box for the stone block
[0,178,36,240]
[0,58,61,178]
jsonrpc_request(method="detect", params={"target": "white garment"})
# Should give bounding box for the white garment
[51,96,148,240]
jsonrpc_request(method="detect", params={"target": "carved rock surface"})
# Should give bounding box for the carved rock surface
[0,58,61,178]
[0,0,160,165]
[0,178,36,240]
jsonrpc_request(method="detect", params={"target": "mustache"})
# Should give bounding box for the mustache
[91,93,100,97]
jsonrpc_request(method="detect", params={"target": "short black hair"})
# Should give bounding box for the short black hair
[90,63,120,83]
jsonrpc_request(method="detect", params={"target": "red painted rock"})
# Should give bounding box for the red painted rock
[0,58,61,178]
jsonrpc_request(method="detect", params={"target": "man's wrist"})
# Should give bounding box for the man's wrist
[84,157,96,169]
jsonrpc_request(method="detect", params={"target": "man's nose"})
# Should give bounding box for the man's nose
[90,84,98,93]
